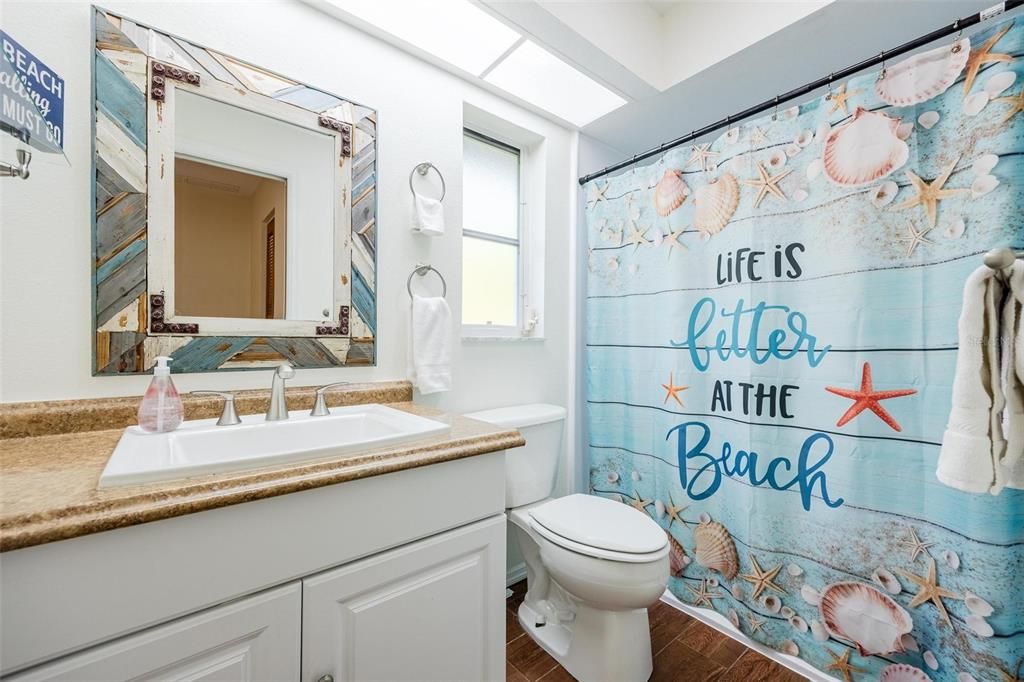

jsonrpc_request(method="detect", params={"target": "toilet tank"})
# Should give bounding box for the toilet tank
[464,404,566,508]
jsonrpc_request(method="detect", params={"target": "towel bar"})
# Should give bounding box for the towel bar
[409,162,445,201]
[407,264,447,298]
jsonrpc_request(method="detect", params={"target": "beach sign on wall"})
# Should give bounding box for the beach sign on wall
[1,30,64,153]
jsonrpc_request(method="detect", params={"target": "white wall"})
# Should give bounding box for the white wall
[0,0,577,448]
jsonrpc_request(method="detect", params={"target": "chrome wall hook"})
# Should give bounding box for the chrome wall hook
[0,149,31,180]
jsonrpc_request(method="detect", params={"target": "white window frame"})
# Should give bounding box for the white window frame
[461,109,545,341]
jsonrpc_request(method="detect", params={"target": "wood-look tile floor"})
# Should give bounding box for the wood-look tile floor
[505,581,807,682]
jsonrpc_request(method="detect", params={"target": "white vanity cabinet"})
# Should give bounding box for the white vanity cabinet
[8,585,302,682]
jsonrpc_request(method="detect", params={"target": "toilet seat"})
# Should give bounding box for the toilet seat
[528,494,669,563]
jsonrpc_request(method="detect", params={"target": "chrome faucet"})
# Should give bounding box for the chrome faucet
[190,391,241,426]
[266,363,295,421]
[310,382,350,416]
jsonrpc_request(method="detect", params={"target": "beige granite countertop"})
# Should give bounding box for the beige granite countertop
[0,394,523,553]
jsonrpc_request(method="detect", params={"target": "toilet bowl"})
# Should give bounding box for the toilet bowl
[465,405,669,682]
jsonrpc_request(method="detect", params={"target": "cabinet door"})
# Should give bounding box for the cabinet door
[9,584,300,682]
[302,515,506,682]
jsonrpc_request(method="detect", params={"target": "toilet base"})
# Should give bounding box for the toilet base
[518,600,654,682]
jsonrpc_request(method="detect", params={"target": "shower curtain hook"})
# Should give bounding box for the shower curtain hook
[952,20,964,51]
[772,96,779,121]
[877,52,887,80]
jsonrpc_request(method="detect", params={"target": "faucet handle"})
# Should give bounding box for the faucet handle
[190,391,241,426]
[311,382,350,416]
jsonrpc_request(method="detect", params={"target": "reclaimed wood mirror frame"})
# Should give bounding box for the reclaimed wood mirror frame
[92,7,378,375]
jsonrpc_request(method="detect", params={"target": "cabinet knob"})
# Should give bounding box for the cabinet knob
[317,675,334,682]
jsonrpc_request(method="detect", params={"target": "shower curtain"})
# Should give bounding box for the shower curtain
[583,17,1023,682]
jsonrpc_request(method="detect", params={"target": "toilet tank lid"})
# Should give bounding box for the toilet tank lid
[464,403,566,429]
[529,494,668,554]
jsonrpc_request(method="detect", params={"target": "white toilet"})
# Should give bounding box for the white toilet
[466,404,670,682]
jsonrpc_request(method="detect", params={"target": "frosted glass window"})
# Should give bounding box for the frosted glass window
[462,130,520,328]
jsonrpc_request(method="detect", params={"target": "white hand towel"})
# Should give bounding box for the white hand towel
[413,193,445,236]
[936,266,1006,493]
[408,294,452,394]
[998,261,1024,490]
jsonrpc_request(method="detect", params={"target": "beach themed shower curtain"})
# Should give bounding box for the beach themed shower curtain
[583,17,1023,682]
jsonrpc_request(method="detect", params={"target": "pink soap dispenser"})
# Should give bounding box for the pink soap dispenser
[137,356,184,433]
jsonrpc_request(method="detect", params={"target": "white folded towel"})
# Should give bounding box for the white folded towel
[412,193,445,236]
[408,294,452,394]
[998,261,1024,490]
[936,266,1006,494]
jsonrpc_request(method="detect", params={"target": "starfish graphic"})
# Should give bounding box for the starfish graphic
[825,362,917,432]
[995,87,1024,126]
[661,228,686,258]
[749,126,769,146]
[1000,660,1023,682]
[741,163,793,208]
[963,23,1014,98]
[626,220,650,252]
[898,221,935,257]
[590,180,610,203]
[664,494,689,529]
[685,578,723,608]
[745,613,767,635]
[827,84,863,116]
[892,157,965,228]
[824,648,865,682]
[740,554,786,599]
[895,557,960,626]
[899,527,935,562]
[686,144,719,172]
[625,489,653,513]
[662,372,688,407]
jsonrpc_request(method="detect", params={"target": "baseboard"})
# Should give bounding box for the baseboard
[660,590,828,682]
[506,562,527,587]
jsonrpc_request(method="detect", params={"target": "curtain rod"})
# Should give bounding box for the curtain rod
[578,0,1023,186]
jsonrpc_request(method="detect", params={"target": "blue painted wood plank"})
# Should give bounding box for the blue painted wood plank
[264,338,343,367]
[96,237,146,284]
[351,266,376,336]
[273,86,342,112]
[171,337,255,372]
[95,50,146,149]
[95,192,146,263]
[96,247,146,326]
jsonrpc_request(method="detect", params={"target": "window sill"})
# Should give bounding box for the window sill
[461,335,545,343]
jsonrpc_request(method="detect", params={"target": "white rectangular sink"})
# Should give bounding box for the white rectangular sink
[99,404,451,488]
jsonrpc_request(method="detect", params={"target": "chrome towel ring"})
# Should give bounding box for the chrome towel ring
[407,264,447,297]
[409,162,446,201]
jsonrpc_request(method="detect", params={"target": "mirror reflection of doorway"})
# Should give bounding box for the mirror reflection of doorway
[173,157,287,319]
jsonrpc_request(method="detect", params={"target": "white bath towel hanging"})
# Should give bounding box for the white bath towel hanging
[998,261,1024,490]
[936,266,1006,494]
[412,192,445,236]
[408,294,452,394]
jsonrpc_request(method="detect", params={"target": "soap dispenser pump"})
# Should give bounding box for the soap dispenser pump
[137,356,184,433]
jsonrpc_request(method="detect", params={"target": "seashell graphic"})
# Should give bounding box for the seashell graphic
[631,470,641,482]
[792,188,809,203]
[795,129,813,148]
[628,264,640,275]
[971,174,999,198]
[731,583,745,600]
[880,663,932,682]
[923,650,939,671]
[699,512,712,523]
[785,143,802,158]
[653,170,689,217]
[964,91,990,116]
[823,108,909,186]
[972,153,999,175]
[801,584,821,606]
[966,615,993,637]
[945,218,966,239]
[964,591,994,616]
[699,231,711,242]
[918,111,940,129]
[871,567,902,594]
[767,149,788,169]
[818,582,913,657]
[693,521,739,579]
[958,673,978,682]
[872,181,899,208]
[781,640,799,657]
[667,531,688,578]
[707,577,719,588]
[874,38,969,106]
[942,549,960,570]
[811,620,829,642]
[790,615,809,633]
[606,257,619,272]
[728,608,740,629]
[901,633,919,652]
[806,158,823,181]
[984,70,1016,98]
[787,563,804,577]
[655,499,666,519]
[782,105,800,120]
[897,122,914,141]
[725,127,740,144]
[815,121,831,141]
[607,471,620,483]
[693,174,740,235]
[780,606,795,619]
[762,594,782,613]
